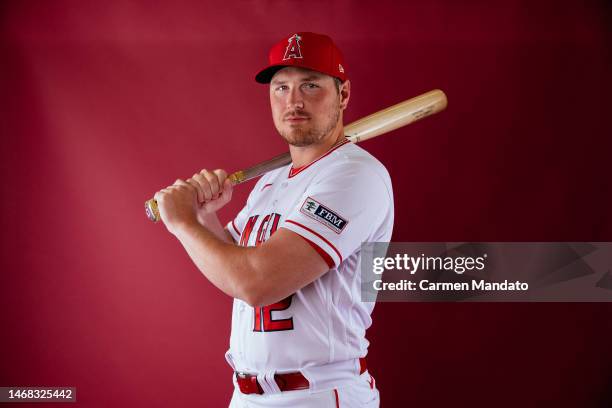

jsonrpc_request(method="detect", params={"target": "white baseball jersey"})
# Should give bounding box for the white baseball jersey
[224,140,394,391]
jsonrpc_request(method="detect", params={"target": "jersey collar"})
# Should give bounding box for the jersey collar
[288,139,350,178]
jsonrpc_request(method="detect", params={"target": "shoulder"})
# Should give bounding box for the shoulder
[316,142,393,197]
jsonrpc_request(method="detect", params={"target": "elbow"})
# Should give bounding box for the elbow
[241,293,265,308]
[243,287,290,308]
[237,287,266,308]
[235,276,280,308]
[236,278,274,307]
[234,249,273,307]
[234,280,255,306]
[232,274,266,307]
[234,246,288,307]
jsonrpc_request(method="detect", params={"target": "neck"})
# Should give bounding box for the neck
[289,122,346,168]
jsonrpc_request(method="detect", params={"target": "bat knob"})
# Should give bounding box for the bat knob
[145,199,160,222]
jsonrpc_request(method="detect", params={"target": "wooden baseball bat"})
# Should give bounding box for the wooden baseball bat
[145,89,448,222]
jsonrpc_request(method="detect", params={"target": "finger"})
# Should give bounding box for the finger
[186,177,204,203]
[213,169,228,185]
[212,169,228,198]
[174,179,194,190]
[169,182,195,197]
[220,178,233,201]
[211,169,230,199]
[192,172,213,201]
[173,178,183,185]
[201,169,220,198]
[191,172,212,201]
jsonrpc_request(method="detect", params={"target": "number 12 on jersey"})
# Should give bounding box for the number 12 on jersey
[253,295,294,332]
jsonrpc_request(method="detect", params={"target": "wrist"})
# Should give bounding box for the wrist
[197,211,218,227]
[171,217,202,239]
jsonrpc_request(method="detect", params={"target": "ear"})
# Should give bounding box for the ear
[339,79,351,110]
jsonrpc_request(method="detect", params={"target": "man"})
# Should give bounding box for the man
[155,32,393,407]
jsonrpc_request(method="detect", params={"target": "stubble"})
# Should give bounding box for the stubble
[279,100,341,147]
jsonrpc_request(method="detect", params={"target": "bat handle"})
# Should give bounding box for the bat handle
[144,171,246,222]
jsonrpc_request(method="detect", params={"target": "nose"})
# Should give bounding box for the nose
[286,86,304,110]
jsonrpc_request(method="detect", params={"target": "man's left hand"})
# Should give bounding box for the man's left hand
[154,179,199,235]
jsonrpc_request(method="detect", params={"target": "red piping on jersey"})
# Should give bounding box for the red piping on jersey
[299,236,335,269]
[231,220,240,236]
[334,388,340,407]
[285,220,343,265]
[261,183,273,191]
[288,139,350,178]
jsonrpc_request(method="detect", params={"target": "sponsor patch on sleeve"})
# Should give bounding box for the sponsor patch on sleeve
[300,197,348,234]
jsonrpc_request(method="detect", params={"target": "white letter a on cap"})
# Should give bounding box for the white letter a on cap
[283,34,303,60]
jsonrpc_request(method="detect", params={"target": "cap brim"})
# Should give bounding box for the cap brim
[255,65,289,84]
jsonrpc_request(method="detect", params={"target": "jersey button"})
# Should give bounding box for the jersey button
[281,182,288,188]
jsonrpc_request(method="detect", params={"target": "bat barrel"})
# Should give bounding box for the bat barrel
[344,89,447,143]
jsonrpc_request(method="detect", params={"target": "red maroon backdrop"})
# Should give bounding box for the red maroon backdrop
[1,1,611,407]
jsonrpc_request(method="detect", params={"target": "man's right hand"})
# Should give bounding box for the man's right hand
[186,169,233,223]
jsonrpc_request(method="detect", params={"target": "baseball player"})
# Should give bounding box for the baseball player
[154,32,394,407]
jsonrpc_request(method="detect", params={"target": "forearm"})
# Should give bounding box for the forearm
[172,221,330,306]
[174,221,256,301]
[198,212,234,243]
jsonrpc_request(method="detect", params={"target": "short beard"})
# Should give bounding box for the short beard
[279,103,341,147]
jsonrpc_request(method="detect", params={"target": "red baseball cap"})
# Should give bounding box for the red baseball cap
[255,32,348,84]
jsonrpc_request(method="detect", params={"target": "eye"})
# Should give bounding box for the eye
[303,83,319,89]
[274,85,288,92]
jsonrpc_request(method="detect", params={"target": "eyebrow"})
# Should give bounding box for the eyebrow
[271,75,324,85]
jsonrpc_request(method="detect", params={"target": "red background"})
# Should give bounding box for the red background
[1,1,611,407]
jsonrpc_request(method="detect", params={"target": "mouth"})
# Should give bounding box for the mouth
[285,116,310,123]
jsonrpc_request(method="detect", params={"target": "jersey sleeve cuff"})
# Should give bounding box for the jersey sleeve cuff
[226,220,241,243]
[282,219,343,267]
